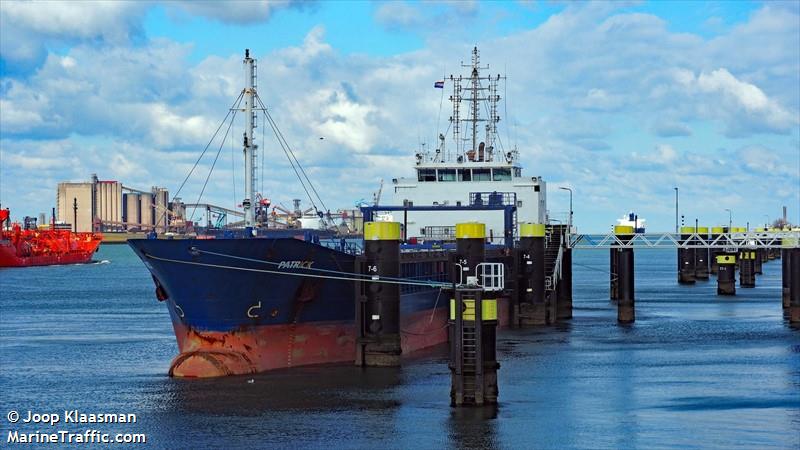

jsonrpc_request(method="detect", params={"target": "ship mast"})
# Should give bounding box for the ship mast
[242,49,257,230]
[469,49,480,161]
[448,47,503,163]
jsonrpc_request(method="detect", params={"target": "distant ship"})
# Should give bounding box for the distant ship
[0,209,102,267]
[128,47,550,377]
[616,212,646,233]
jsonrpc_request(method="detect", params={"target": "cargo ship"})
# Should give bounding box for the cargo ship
[129,48,549,377]
[0,209,102,267]
[616,212,646,233]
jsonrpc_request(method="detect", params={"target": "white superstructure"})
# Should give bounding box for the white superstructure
[388,47,548,243]
[616,212,646,232]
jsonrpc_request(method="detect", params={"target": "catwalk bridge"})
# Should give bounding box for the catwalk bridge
[560,225,800,325]
[568,230,800,249]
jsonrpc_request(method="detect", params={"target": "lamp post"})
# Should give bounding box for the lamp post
[559,187,573,231]
[763,214,770,228]
[724,208,732,232]
[674,187,679,233]
[73,198,78,233]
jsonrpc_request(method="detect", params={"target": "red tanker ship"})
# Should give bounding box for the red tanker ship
[0,209,102,267]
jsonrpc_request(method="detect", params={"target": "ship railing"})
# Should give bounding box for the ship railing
[318,237,364,255]
[456,262,505,291]
[476,262,505,291]
[545,243,564,292]
[469,192,517,207]
[423,226,456,241]
[403,273,450,284]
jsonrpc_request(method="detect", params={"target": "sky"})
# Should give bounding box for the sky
[0,0,798,232]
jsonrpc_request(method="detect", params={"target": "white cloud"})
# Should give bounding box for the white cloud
[108,153,142,179]
[575,88,624,111]
[630,143,679,167]
[374,2,424,29]
[168,0,303,24]
[4,152,63,170]
[675,67,797,135]
[373,0,481,32]
[312,89,380,153]
[697,68,796,121]
[0,98,45,131]
[651,121,692,137]
[737,145,799,178]
[0,1,143,41]
[1,41,206,146]
[276,26,333,65]
[0,1,146,65]
[141,103,218,148]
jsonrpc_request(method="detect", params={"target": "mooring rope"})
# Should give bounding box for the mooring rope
[143,252,450,288]
[194,248,448,285]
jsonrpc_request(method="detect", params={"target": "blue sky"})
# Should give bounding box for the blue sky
[1,0,798,232]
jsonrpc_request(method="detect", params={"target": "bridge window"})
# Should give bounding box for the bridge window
[513,168,521,177]
[438,169,456,182]
[473,168,491,181]
[493,168,511,181]
[457,169,471,181]
[417,169,436,182]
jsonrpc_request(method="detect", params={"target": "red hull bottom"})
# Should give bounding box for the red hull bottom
[0,249,96,267]
[169,298,510,378]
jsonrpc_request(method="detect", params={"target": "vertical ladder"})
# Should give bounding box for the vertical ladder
[461,324,477,403]
[453,290,485,405]
[512,209,518,241]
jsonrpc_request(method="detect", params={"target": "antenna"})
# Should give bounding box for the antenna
[449,73,462,159]
[445,47,504,163]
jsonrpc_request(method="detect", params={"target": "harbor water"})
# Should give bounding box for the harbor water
[1,245,798,448]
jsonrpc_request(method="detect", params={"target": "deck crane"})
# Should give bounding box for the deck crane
[372,179,384,205]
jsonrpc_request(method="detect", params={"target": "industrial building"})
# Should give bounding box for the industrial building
[56,174,175,232]
[56,181,95,232]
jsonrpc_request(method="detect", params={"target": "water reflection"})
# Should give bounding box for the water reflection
[447,405,499,449]
[162,366,403,414]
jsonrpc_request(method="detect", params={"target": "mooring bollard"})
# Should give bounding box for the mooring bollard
[695,226,710,280]
[557,246,573,320]
[709,226,725,274]
[739,250,756,288]
[783,233,797,314]
[782,247,791,309]
[782,235,794,310]
[450,222,499,406]
[716,253,736,296]
[449,288,499,406]
[768,228,779,260]
[789,246,800,324]
[610,243,619,300]
[517,222,548,325]
[356,221,401,367]
[754,248,764,275]
[678,226,696,284]
[732,228,745,272]
[614,225,635,323]
[753,228,765,275]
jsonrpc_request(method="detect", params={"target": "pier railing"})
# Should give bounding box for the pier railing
[569,231,800,249]
[545,242,564,291]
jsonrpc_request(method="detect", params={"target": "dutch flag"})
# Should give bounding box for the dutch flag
[434,80,444,89]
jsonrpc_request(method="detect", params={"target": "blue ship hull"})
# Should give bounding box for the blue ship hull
[128,236,450,376]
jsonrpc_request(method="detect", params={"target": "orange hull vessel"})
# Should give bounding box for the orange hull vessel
[0,209,102,268]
